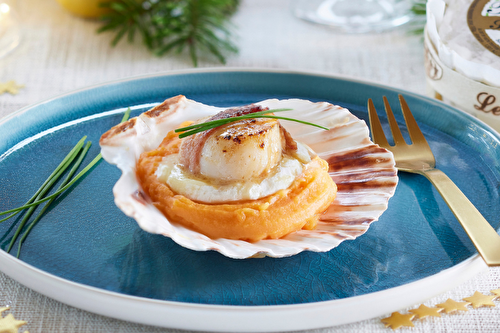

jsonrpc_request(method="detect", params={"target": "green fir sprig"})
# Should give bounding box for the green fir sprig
[409,0,427,35]
[98,0,240,66]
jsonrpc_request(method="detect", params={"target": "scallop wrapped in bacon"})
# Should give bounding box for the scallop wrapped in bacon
[100,96,397,258]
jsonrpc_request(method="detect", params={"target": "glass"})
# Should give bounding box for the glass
[0,0,21,58]
[292,0,414,33]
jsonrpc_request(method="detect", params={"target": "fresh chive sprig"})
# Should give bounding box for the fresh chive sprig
[0,153,102,217]
[174,108,329,139]
[0,108,132,256]
[12,142,92,257]
[0,137,87,224]
[5,142,91,253]
[0,109,132,220]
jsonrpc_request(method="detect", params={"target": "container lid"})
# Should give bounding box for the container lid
[427,0,500,87]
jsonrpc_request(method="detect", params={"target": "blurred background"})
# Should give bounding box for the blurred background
[0,0,427,119]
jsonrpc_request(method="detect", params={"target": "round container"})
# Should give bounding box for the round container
[425,0,500,132]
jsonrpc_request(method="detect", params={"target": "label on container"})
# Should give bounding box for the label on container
[425,30,500,132]
[468,0,500,57]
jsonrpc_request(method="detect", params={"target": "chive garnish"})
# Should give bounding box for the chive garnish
[5,143,88,253]
[13,142,92,258]
[0,108,132,256]
[0,154,102,217]
[174,108,329,139]
[0,137,86,224]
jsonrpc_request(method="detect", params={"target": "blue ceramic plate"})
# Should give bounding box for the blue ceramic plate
[0,69,498,332]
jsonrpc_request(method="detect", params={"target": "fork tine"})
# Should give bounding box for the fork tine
[398,95,431,148]
[367,98,390,148]
[383,96,406,146]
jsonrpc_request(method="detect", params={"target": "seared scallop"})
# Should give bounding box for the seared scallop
[190,118,283,181]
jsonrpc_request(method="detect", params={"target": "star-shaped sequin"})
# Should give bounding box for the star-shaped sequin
[463,291,497,309]
[0,312,27,333]
[380,312,415,330]
[436,298,470,313]
[408,304,443,319]
[0,80,24,95]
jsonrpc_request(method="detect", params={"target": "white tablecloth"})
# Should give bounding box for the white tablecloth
[1,0,499,332]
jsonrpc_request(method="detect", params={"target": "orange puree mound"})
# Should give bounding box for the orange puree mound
[136,130,337,242]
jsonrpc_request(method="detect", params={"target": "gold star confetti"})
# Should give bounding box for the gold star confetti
[380,312,415,330]
[463,291,497,309]
[0,80,24,95]
[436,299,470,314]
[408,304,443,319]
[0,307,27,333]
[378,289,500,330]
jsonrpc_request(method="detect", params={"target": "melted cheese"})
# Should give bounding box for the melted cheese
[156,154,305,203]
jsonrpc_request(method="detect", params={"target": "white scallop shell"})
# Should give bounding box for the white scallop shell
[100,95,398,259]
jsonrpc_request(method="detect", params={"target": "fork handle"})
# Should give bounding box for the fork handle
[422,169,500,266]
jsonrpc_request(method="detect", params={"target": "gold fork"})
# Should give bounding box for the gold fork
[368,95,500,266]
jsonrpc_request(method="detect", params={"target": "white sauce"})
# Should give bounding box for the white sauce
[155,153,307,203]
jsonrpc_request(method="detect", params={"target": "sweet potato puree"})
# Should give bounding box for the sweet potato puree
[136,130,337,242]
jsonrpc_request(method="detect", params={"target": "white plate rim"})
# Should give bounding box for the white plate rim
[0,246,487,332]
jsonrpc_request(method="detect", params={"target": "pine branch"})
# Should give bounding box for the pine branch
[98,0,240,66]
[408,0,427,35]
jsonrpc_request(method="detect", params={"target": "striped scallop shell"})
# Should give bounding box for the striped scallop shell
[100,96,398,259]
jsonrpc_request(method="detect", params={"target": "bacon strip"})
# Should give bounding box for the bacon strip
[279,125,298,152]
[179,104,269,174]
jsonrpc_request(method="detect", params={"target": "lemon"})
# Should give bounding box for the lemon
[55,0,110,19]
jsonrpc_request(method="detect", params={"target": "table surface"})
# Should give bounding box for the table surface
[1,0,499,332]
